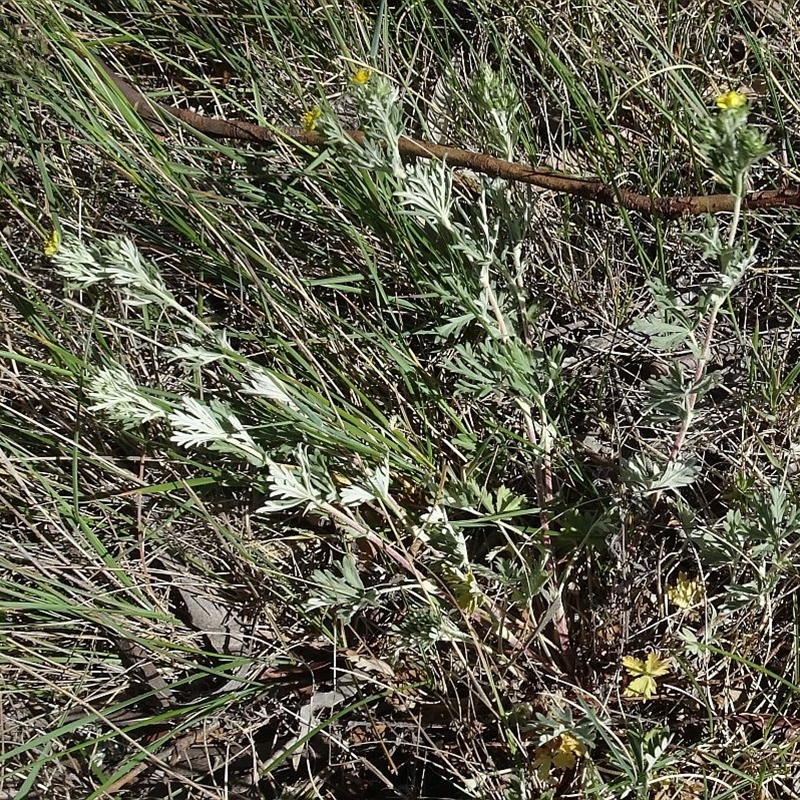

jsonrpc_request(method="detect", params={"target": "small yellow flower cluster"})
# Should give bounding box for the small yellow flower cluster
[351,68,372,86]
[43,229,60,257]
[715,90,747,110]
[452,568,481,613]
[301,106,322,132]
[532,733,585,781]
[622,651,672,700]
[667,572,704,609]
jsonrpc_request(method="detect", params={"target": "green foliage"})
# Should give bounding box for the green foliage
[620,452,699,495]
[3,1,800,797]
[468,64,521,159]
[695,99,772,190]
[307,555,381,623]
[689,485,800,608]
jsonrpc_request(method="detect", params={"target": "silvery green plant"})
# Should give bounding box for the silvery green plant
[49,226,486,628]
[578,701,676,800]
[375,64,569,648]
[688,484,798,611]
[469,62,521,160]
[317,71,406,179]
[51,64,567,649]
[55,233,214,332]
[695,91,771,194]
[626,90,772,497]
[51,235,382,505]
[316,65,565,491]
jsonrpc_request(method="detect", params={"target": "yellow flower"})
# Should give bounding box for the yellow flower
[43,229,60,257]
[715,90,747,110]
[351,68,372,86]
[532,733,586,781]
[301,106,322,132]
[667,572,704,609]
[452,568,481,614]
[622,651,672,700]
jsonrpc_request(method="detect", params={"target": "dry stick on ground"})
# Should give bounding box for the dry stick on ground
[94,58,800,218]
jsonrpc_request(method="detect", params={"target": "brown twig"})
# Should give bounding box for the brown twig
[93,59,800,219]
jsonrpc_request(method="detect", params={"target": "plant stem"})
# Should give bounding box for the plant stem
[662,176,745,482]
[522,402,572,661]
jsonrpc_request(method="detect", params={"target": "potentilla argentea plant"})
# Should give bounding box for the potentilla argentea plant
[626,89,772,498]
[317,70,406,179]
